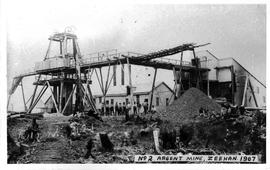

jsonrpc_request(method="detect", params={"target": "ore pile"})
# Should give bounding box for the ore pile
[158,87,221,125]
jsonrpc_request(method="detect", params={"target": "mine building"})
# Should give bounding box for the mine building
[93,81,174,112]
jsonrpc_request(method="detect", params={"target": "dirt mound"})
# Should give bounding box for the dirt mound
[158,87,221,125]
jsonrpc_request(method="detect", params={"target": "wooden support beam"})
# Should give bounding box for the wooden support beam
[149,68,157,111]
[86,83,98,113]
[27,87,48,114]
[179,52,183,95]
[81,83,97,112]
[44,40,52,60]
[207,70,210,97]
[99,68,107,112]
[60,41,63,56]
[127,58,134,115]
[94,68,105,95]
[172,67,178,98]
[7,95,11,111]
[105,64,111,93]
[29,74,41,111]
[89,68,94,80]
[26,94,33,105]
[231,66,235,104]
[192,49,200,89]
[20,81,27,111]
[79,83,91,107]
[46,81,60,113]
[61,85,77,114]
[168,84,176,105]
[95,68,106,112]
[241,75,249,106]
[59,80,64,112]
[27,84,46,113]
[99,68,105,94]
[248,79,258,107]
[105,65,117,95]
[62,37,67,57]
[27,84,48,113]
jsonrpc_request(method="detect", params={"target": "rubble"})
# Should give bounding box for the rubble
[157,87,222,125]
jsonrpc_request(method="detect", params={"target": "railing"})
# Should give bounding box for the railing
[80,53,123,66]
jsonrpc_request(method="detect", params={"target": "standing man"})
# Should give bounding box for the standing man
[119,103,122,116]
[115,102,119,116]
[143,99,148,115]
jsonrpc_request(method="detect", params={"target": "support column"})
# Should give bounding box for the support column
[46,81,60,113]
[95,68,106,113]
[62,37,67,58]
[29,75,41,112]
[62,85,77,114]
[53,86,58,104]
[179,52,183,95]
[172,67,179,98]
[60,81,64,112]
[105,64,111,91]
[231,66,235,105]
[7,95,11,111]
[20,81,27,112]
[149,68,157,111]
[60,41,63,56]
[207,70,210,97]
[192,50,200,89]
[241,75,249,106]
[99,68,106,113]
[127,58,134,115]
[27,84,48,114]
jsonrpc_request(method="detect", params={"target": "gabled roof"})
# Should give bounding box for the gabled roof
[93,81,174,97]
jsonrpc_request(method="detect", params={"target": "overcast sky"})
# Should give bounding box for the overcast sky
[6,1,266,110]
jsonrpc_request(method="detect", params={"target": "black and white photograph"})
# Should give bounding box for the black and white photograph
[1,0,268,167]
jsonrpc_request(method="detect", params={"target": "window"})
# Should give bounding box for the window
[166,98,169,106]
[111,99,114,105]
[156,97,159,106]
[99,97,102,103]
[144,98,148,103]
[263,96,266,103]
[126,98,129,104]
[106,100,109,105]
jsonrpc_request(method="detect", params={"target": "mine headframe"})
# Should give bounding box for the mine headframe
[26,31,97,115]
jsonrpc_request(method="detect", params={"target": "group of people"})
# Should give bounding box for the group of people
[98,100,155,117]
